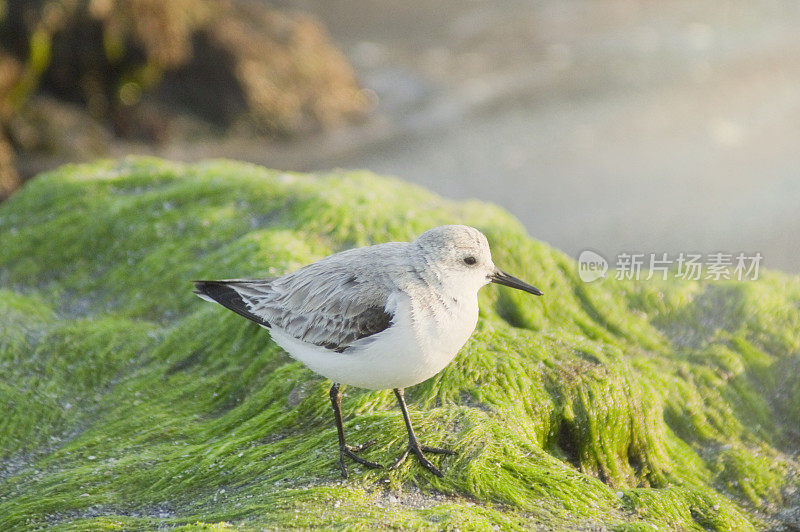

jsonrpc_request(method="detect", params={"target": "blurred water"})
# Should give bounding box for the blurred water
[258,1,800,272]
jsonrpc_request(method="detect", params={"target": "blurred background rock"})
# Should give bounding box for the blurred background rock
[2,0,800,271]
[0,0,370,199]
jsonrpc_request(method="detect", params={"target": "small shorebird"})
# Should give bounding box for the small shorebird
[194,225,542,477]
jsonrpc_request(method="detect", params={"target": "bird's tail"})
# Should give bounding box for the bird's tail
[193,279,272,327]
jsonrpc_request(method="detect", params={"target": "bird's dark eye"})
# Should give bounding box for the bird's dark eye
[463,256,477,265]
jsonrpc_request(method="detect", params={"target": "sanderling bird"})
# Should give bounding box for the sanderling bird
[194,225,542,477]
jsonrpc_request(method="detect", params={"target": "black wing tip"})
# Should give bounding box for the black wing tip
[193,280,226,298]
[193,280,240,295]
[193,279,223,288]
[192,280,237,303]
[192,280,270,328]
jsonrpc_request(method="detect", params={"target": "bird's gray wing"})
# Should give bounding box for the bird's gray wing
[194,266,394,353]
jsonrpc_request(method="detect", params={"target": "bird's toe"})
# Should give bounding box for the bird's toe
[389,443,452,477]
[340,446,383,471]
[413,451,444,477]
[345,439,376,453]
[420,445,457,456]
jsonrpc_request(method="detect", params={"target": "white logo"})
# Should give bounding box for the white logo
[578,250,608,282]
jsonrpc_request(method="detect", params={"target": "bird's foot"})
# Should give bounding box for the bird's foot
[390,442,457,477]
[338,440,382,478]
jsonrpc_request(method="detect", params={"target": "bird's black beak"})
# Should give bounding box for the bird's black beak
[489,269,543,296]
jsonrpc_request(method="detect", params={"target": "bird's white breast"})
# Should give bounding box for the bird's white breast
[268,289,479,390]
[406,288,479,375]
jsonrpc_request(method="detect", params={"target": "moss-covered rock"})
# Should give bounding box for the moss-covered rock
[0,157,798,530]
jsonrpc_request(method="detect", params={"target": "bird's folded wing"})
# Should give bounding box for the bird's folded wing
[194,269,393,353]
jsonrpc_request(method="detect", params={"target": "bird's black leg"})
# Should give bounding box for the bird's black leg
[389,388,456,477]
[329,383,382,478]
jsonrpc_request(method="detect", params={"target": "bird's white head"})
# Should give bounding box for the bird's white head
[413,225,543,297]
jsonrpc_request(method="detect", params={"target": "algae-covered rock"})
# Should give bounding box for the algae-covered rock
[0,157,798,530]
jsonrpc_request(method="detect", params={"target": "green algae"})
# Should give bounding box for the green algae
[0,157,798,530]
